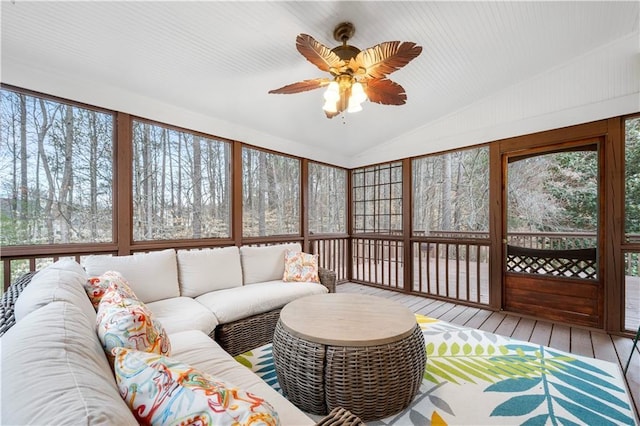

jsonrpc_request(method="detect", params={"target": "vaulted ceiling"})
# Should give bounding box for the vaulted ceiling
[2,1,638,168]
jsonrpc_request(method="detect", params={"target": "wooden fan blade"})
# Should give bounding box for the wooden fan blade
[364,78,407,105]
[296,34,345,73]
[356,41,422,79]
[268,78,331,95]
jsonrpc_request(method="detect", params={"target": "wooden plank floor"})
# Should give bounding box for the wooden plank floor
[337,282,640,422]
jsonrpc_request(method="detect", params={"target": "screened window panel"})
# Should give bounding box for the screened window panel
[625,117,640,243]
[0,88,114,245]
[412,147,489,237]
[308,163,346,234]
[132,121,231,241]
[242,147,299,237]
[352,162,403,234]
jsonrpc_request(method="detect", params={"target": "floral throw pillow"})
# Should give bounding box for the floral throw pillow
[282,250,320,283]
[113,347,280,426]
[96,284,170,359]
[84,271,137,309]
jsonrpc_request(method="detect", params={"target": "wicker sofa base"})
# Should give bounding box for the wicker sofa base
[212,308,282,356]
[273,320,426,422]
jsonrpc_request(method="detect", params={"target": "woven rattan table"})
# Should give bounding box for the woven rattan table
[272,293,425,422]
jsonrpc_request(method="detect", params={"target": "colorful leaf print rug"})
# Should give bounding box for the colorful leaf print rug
[235,315,637,425]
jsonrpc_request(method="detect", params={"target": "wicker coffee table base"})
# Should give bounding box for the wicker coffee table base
[272,320,426,422]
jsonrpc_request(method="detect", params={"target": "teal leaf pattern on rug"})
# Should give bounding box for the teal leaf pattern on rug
[235,315,637,426]
[485,345,634,424]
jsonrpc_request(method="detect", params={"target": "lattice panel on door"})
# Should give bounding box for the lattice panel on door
[506,245,597,280]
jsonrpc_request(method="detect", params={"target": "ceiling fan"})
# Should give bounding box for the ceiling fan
[268,22,422,119]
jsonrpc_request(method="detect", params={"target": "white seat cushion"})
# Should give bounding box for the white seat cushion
[14,259,95,323]
[177,246,243,297]
[146,296,218,335]
[84,249,179,304]
[196,280,328,324]
[169,330,314,426]
[1,301,137,425]
[240,243,301,284]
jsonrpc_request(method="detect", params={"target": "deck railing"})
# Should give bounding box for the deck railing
[348,231,601,307]
[351,236,404,289]
[309,235,350,283]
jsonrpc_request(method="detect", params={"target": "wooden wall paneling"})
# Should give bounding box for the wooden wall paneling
[346,169,353,282]
[403,158,412,292]
[301,158,309,252]
[489,144,503,310]
[604,117,624,332]
[232,141,243,247]
[498,120,608,154]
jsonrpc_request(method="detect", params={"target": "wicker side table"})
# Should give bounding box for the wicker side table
[272,293,425,422]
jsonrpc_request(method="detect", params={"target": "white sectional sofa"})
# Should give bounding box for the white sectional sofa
[84,242,334,355]
[0,243,357,425]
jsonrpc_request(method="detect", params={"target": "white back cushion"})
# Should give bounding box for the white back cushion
[14,259,94,323]
[84,249,179,303]
[1,301,138,425]
[240,243,301,284]
[177,246,243,297]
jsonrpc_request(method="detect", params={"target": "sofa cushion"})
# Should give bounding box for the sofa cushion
[84,270,137,309]
[240,243,302,284]
[177,246,243,297]
[14,259,95,324]
[170,330,315,426]
[147,296,218,336]
[196,280,328,324]
[113,347,280,425]
[283,249,320,283]
[84,249,179,303]
[0,301,137,425]
[96,284,171,358]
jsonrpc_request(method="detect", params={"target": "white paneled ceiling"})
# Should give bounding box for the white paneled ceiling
[2,1,639,167]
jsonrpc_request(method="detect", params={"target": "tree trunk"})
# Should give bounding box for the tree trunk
[442,153,452,231]
[58,105,75,243]
[192,136,202,238]
[37,99,56,243]
[18,95,28,227]
[89,112,98,239]
[160,128,167,229]
[142,123,153,239]
[258,151,267,235]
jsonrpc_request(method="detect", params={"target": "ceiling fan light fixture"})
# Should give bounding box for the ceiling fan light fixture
[347,97,363,114]
[323,81,340,102]
[268,22,422,119]
[322,81,340,113]
[351,81,367,103]
[322,100,338,113]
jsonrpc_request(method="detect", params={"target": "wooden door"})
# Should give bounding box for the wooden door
[502,140,604,328]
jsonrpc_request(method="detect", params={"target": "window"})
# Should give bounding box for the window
[352,162,402,234]
[242,147,299,237]
[132,121,231,241]
[308,163,346,234]
[625,116,640,243]
[0,88,114,245]
[412,147,489,237]
[624,116,640,332]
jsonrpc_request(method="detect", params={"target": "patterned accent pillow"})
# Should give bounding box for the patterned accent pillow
[113,347,280,426]
[84,271,137,309]
[282,250,320,283]
[96,284,170,359]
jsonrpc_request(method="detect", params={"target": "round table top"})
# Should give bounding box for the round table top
[279,293,417,347]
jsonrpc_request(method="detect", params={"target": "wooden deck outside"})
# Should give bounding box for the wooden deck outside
[337,282,640,422]
[351,258,640,332]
